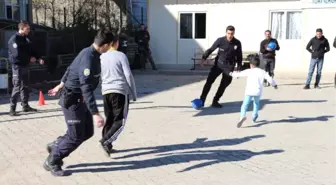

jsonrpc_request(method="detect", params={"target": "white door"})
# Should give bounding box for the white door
[177,12,208,68]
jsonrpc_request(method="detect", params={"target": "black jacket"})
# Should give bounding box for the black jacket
[333,36,336,48]
[8,33,40,66]
[135,30,150,48]
[202,36,243,71]
[306,36,330,59]
[60,45,101,114]
[260,38,280,59]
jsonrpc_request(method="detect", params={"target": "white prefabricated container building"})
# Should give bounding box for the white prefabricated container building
[147,0,336,72]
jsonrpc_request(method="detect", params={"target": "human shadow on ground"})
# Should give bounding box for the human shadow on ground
[66,135,282,174]
[112,135,266,160]
[244,115,335,128]
[0,113,64,123]
[279,82,333,86]
[0,107,63,123]
[130,105,190,110]
[193,99,327,117]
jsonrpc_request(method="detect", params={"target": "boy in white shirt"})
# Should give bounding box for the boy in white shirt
[230,54,277,128]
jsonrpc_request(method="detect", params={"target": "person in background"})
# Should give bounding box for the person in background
[304,28,330,89]
[8,20,44,116]
[199,25,243,108]
[135,24,157,71]
[259,30,280,87]
[230,54,277,128]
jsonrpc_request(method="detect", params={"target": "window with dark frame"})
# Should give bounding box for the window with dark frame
[180,13,193,39]
[179,12,207,39]
[13,5,19,20]
[5,0,20,20]
[195,13,206,39]
[6,5,12,19]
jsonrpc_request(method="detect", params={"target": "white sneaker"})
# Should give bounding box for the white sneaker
[237,117,247,128]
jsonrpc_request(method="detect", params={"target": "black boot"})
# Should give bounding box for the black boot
[9,106,17,116]
[46,137,64,166]
[43,155,68,176]
[46,136,63,153]
[22,104,37,112]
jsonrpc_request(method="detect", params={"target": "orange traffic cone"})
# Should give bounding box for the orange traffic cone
[38,91,45,106]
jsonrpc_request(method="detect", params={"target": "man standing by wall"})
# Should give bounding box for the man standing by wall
[8,21,44,116]
[199,25,242,108]
[135,24,157,71]
[259,30,280,87]
[304,28,330,89]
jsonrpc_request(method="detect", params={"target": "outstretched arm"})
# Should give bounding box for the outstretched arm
[202,38,220,60]
[230,69,250,78]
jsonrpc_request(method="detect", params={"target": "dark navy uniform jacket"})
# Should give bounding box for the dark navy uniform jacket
[61,45,101,114]
[202,36,242,71]
[8,33,40,66]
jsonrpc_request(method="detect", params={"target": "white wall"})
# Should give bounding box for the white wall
[148,0,336,72]
[148,0,178,67]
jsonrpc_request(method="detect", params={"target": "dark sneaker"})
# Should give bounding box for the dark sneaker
[237,117,247,128]
[252,115,258,124]
[9,107,17,116]
[211,102,222,108]
[43,155,68,176]
[100,142,113,157]
[314,84,321,89]
[303,85,310,89]
[23,105,37,112]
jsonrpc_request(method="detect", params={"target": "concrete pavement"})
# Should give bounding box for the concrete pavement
[0,73,335,185]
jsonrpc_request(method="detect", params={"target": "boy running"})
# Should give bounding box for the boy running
[99,35,137,156]
[229,54,277,128]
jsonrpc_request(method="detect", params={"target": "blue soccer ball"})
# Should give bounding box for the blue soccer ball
[191,99,203,110]
[267,42,276,50]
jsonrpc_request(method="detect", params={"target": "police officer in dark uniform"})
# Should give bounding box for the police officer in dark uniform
[43,30,113,176]
[200,25,243,108]
[8,21,44,116]
[135,24,157,71]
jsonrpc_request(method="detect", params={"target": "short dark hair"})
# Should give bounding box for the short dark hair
[247,53,260,67]
[113,34,119,44]
[265,30,271,34]
[94,29,114,47]
[18,20,29,30]
[316,28,323,33]
[226,25,235,32]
